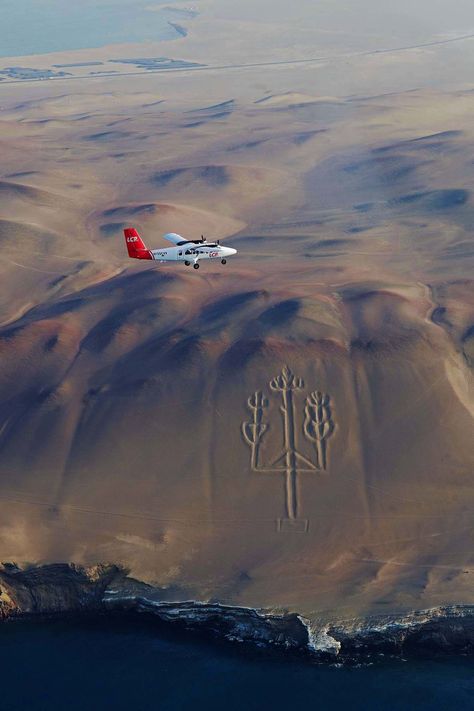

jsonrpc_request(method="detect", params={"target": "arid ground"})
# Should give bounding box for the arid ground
[0,0,472,625]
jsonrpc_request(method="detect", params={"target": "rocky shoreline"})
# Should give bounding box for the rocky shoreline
[1,563,472,660]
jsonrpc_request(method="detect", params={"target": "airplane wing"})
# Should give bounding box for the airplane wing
[163,232,185,245]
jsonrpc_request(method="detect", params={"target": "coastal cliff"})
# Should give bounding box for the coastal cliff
[1,563,472,660]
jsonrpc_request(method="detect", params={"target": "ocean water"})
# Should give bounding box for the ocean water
[0,0,177,58]
[0,616,472,711]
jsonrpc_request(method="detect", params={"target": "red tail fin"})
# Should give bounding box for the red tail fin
[124,227,153,260]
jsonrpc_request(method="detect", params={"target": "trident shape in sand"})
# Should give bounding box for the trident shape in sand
[242,366,334,528]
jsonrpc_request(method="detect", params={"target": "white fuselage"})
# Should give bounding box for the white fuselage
[150,243,236,262]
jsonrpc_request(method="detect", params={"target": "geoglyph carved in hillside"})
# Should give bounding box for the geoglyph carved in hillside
[242,366,335,532]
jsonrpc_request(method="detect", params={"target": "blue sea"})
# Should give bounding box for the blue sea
[0,616,471,710]
[0,0,177,58]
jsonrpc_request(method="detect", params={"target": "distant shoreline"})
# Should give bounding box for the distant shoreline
[1,30,474,86]
[0,2,188,60]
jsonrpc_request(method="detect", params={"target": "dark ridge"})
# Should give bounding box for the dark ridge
[4,171,39,179]
[99,222,126,236]
[190,99,235,113]
[463,326,474,366]
[346,227,371,234]
[0,294,87,334]
[110,330,178,382]
[36,387,55,404]
[390,189,469,210]
[341,288,403,303]
[403,130,462,142]
[159,334,203,370]
[25,118,54,125]
[462,324,474,343]
[33,297,85,319]
[101,377,160,399]
[343,155,419,181]
[302,252,342,259]
[48,262,90,288]
[44,335,59,352]
[84,131,131,142]
[203,290,268,321]
[0,181,51,202]
[81,299,162,354]
[349,332,418,356]
[102,204,156,218]
[218,338,265,370]
[151,165,230,188]
[227,139,268,152]
[114,326,198,373]
[0,325,23,342]
[354,203,374,212]
[293,129,327,145]
[3,271,171,348]
[191,165,229,186]
[99,327,185,390]
[258,299,300,327]
[374,131,462,153]
[82,386,104,404]
[150,168,185,186]
[106,118,132,128]
[184,111,230,128]
[384,165,418,180]
[118,268,176,293]
[431,306,451,328]
[168,21,187,37]
[316,238,353,247]
[187,111,230,121]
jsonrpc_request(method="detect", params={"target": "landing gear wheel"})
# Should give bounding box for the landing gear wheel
[221,259,227,265]
[193,263,200,270]
[184,261,190,266]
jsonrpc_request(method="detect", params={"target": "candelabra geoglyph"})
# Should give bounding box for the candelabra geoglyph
[242,366,335,531]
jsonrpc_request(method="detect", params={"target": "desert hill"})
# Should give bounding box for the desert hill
[0,34,472,627]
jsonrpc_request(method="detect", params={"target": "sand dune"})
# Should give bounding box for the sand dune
[0,181,61,207]
[0,219,60,254]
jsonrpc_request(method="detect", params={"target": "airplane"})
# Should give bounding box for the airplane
[124,227,237,269]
